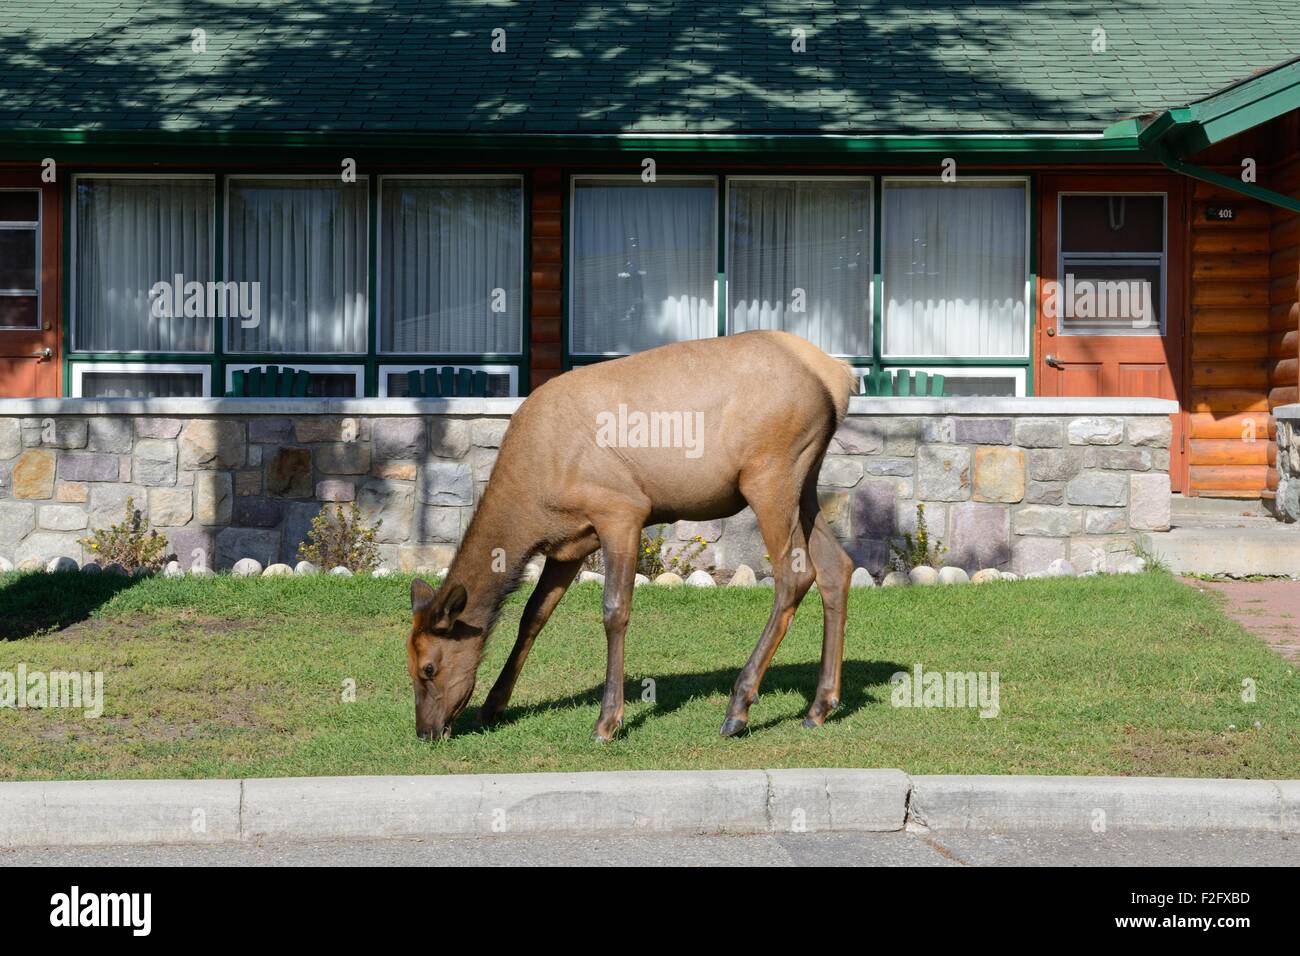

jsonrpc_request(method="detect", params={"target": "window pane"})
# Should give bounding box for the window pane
[1058,261,1162,335]
[303,373,359,398]
[0,192,39,222]
[75,178,214,352]
[380,179,522,354]
[728,180,871,356]
[0,295,37,328]
[571,178,716,354]
[940,375,1018,397]
[0,229,37,290]
[227,179,367,354]
[384,369,513,397]
[883,182,1027,357]
[81,370,205,398]
[1061,195,1163,253]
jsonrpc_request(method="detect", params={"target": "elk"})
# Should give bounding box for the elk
[407,330,856,741]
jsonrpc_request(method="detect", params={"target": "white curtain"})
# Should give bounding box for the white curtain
[227,179,367,354]
[883,182,1027,357]
[75,178,213,352]
[380,179,522,353]
[571,179,716,354]
[728,179,871,356]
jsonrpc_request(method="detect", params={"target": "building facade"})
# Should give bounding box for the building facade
[1,2,1299,510]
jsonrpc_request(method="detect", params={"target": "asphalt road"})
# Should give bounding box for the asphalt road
[3,829,1297,866]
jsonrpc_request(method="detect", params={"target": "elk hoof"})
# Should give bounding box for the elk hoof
[478,704,503,727]
[719,717,749,737]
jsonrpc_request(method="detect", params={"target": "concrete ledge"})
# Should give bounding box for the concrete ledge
[846,396,1179,415]
[0,397,525,416]
[3,769,1296,847]
[1153,526,1300,577]
[0,395,1177,418]
[909,775,1297,832]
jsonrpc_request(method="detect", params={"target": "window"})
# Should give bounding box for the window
[727,178,871,357]
[226,177,368,354]
[0,190,39,329]
[1058,194,1165,335]
[73,176,215,351]
[886,366,1025,397]
[882,179,1028,359]
[379,177,523,355]
[570,176,716,356]
[224,364,363,398]
[72,363,210,398]
[379,364,517,398]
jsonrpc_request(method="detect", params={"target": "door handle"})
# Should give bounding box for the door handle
[1045,353,1064,369]
[31,347,52,362]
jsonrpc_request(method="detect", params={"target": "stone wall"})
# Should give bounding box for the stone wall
[0,396,1177,576]
[1272,404,1300,521]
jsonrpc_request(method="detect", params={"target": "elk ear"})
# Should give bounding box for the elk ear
[439,583,468,625]
[411,578,436,617]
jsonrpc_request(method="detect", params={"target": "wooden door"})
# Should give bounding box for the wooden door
[1037,174,1186,492]
[0,173,59,397]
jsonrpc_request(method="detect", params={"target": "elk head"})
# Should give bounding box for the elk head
[407,578,485,740]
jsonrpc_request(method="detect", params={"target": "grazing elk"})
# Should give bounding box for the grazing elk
[407,330,855,741]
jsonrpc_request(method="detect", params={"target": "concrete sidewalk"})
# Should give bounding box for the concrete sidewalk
[2,769,1298,848]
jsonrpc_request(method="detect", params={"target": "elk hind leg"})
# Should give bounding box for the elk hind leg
[721,477,817,737]
[802,493,852,728]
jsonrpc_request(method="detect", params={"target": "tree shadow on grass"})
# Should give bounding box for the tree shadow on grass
[0,572,138,641]
[462,658,905,737]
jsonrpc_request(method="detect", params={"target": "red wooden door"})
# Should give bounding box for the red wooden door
[0,173,60,397]
[1037,174,1186,492]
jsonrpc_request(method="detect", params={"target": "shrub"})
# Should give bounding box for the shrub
[582,526,712,578]
[80,496,169,573]
[889,503,948,572]
[297,501,382,574]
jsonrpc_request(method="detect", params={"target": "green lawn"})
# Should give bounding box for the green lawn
[0,570,1296,781]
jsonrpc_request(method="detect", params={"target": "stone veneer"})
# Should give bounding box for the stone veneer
[1271,404,1300,522]
[0,396,1177,575]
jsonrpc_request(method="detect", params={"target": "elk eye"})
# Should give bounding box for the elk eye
[422,663,435,680]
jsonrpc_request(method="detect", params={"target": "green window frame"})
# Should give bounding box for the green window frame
[65,170,530,397]
[563,170,1036,397]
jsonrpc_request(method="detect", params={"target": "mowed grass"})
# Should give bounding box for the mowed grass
[0,570,1296,781]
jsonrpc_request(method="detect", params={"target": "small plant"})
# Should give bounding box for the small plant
[297,501,382,574]
[583,526,713,578]
[80,496,169,573]
[889,503,948,572]
[1128,538,1170,575]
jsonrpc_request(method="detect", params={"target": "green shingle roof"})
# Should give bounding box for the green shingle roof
[1,1,1297,135]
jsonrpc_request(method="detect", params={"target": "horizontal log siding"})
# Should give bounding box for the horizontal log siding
[1188,178,1274,496]
[529,168,564,391]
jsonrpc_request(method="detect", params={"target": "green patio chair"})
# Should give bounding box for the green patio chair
[404,366,490,398]
[225,365,312,398]
[859,368,946,397]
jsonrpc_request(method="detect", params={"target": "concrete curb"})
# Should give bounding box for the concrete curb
[0,770,1296,848]
[908,775,1300,832]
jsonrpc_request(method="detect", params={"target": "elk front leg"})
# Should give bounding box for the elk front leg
[479,557,584,727]
[592,522,640,742]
